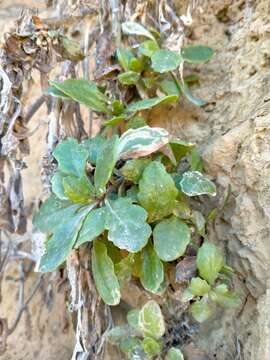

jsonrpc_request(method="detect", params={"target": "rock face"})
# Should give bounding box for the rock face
[1,0,270,359]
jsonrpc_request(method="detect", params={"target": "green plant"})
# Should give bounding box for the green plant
[33,20,239,359]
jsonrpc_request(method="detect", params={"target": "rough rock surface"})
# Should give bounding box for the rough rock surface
[1,0,270,359]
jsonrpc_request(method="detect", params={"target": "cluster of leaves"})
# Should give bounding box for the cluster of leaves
[107,300,184,359]
[33,20,240,360]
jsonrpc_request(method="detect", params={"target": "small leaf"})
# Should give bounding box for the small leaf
[139,40,160,57]
[178,171,216,197]
[181,45,213,64]
[139,300,165,339]
[129,57,145,73]
[122,21,156,41]
[50,79,110,113]
[116,47,135,71]
[141,243,164,293]
[75,207,106,248]
[115,254,135,287]
[126,116,147,129]
[104,115,127,126]
[112,99,125,115]
[179,81,206,106]
[189,277,211,296]
[127,309,141,332]
[160,80,181,97]
[138,161,178,222]
[92,240,121,305]
[142,337,161,357]
[181,288,194,302]
[94,135,120,196]
[120,159,151,183]
[51,172,68,201]
[33,195,80,233]
[170,140,195,162]
[58,35,84,62]
[197,242,224,285]
[107,325,136,345]
[126,186,139,203]
[190,148,203,172]
[82,135,106,165]
[167,347,184,360]
[211,285,241,308]
[127,95,178,113]
[151,50,182,73]
[118,71,140,85]
[120,337,142,355]
[105,198,151,252]
[53,138,89,178]
[191,210,206,236]
[62,175,95,204]
[190,297,213,323]
[118,126,170,160]
[153,216,190,261]
[39,207,89,272]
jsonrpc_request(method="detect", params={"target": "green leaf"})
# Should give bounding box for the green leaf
[105,198,151,252]
[141,243,164,293]
[53,138,89,178]
[127,95,178,113]
[181,45,213,64]
[142,337,161,357]
[167,348,184,360]
[115,254,135,287]
[197,242,224,285]
[122,21,156,41]
[75,207,106,248]
[191,210,206,236]
[47,86,70,99]
[39,207,89,272]
[178,171,216,197]
[138,300,165,339]
[126,186,139,203]
[120,337,142,355]
[94,135,120,196]
[189,277,211,296]
[118,71,140,85]
[129,57,145,73]
[211,284,241,308]
[104,115,127,126]
[151,50,182,73]
[92,240,121,305]
[50,79,110,113]
[51,172,68,201]
[58,35,84,62]
[118,126,170,160]
[127,309,141,332]
[112,99,125,115]
[178,81,206,106]
[33,195,80,233]
[142,76,157,89]
[107,325,136,345]
[160,80,181,97]
[190,297,213,323]
[153,216,190,261]
[116,47,135,71]
[139,40,160,57]
[120,159,151,183]
[190,148,203,172]
[138,161,178,222]
[181,288,194,302]
[82,135,106,165]
[126,116,147,129]
[170,140,195,162]
[62,175,95,204]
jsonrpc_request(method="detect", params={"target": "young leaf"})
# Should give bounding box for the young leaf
[120,158,151,183]
[105,198,151,252]
[178,81,206,107]
[151,50,182,73]
[190,297,213,323]
[211,284,241,308]
[160,80,181,97]
[53,138,89,178]
[82,135,106,165]
[138,161,178,222]
[122,21,156,41]
[129,57,145,73]
[191,210,206,236]
[118,126,170,160]
[181,45,213,64]
[127,95,178,113]
[197,242,224,285]
[178,171,216,197]
[142,337,161,357]
[104,115,127,126]
[140,243,164,293]
[153,216,190,261]
[115,254,135,287]
[94,135,119,196]
[33,195,80,233]
[39,207,89,272]
[189,277,211,296]
[116,47,135,71]
[139,40,160,57]
[92,240,121,305]
[138,300,165,339]
[75,207,106,248]
[51,172,68,201]
[170,140,195,162]
[50,79,110,113]
[120,337,142,355]
[62,175,95,204]
[107,325,136,345]
[118,71,140,85]
[127,309,141,332]
[167,348,184,360]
